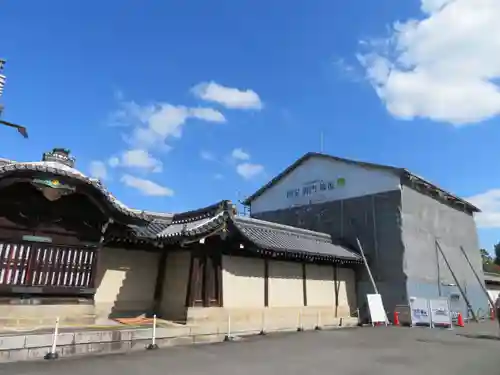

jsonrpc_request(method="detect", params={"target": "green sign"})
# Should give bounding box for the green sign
[22,235,53,243]
[32,178,75,191]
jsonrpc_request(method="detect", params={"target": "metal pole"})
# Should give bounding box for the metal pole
[371,196,380,278]
[224,313,234,341]
[146,315,159,350]
[435,240,442,297]
[297,310,303,332]
[459,245,495,308]
[44,317,60,360]
[356,237,379,295]
[315,311,322,330]
[259,310,266,335]
[435,240,477,322]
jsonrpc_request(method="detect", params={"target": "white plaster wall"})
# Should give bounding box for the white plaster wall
[95,248,159,318]
[251,157,401,214]
[306,264,335,306]
[337,267,356,314]
[222,255,265,308]
[268,260,303,307]
[160,251,191,320]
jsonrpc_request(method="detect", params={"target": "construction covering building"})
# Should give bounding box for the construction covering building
[243,152,489,321]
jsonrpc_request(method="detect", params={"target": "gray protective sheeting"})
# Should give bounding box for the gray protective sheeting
[401,186,488,318]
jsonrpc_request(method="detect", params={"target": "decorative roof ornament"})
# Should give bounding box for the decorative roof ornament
[42,148,76,168]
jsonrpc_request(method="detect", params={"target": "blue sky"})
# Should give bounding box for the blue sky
[1,0,500,251]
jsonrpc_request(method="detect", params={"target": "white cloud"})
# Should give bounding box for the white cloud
[108,156,120,167]
[189,107,226,123]
[357,0,500,125]
[122,149,163,172]
[231,148,250,161]
[467,189,500,228]
[236,163,264,180]
[200,150,216,161]
[120,174,174,197]
[107,149,163,172]
[89,161,108,180]
[192,81,263,110]
[112,101,226,150]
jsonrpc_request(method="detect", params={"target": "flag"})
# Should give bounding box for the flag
[0,74,5,97]
[0,119,29,139]
[17,126,28,139]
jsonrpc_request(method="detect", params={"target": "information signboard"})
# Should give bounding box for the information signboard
[410,297,431,326]
[367,294,387,324]
[429,298,453,328]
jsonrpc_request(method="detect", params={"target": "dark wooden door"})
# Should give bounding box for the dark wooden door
[187,250,221,307]
[204,254,219,307]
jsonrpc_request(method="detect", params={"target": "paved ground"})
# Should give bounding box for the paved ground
[1,322,500,375]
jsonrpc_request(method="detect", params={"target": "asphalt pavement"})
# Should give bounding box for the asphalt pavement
[1,322,499,375]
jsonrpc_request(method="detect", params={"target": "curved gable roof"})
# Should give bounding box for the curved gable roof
[0,155,152,224]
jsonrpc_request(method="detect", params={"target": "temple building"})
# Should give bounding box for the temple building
[243,152,489,321]
[0,148,361,328]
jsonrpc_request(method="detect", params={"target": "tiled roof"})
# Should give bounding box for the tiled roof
[155,201,232,242]
[128,220,171,239]
[0,158,13,166]
[232,216,360,261]
[0,160,152,224]
[157,212,227,238]
[125,200,361,262]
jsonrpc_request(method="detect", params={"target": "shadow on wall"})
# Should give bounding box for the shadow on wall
[94,248,159,319]
[159,251,191,323]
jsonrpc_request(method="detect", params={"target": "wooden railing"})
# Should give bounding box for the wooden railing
[0,241,97,295]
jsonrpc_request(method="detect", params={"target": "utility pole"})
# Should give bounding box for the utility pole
[0,58,29,138]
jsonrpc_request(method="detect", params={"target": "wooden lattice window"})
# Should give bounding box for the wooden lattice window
[0,241,97,295]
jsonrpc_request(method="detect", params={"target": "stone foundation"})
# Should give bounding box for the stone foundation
[187,306,358,335]
[0,303,95,328]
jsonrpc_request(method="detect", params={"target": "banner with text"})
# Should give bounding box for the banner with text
[410,297,431,326]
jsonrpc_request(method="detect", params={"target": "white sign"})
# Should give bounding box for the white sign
[367,294,387,324]
[410,297,431,326]
[429,298,453,328]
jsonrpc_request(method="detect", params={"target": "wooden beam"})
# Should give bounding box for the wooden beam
[334,264,339,318]
[152,251,168,314]
[216,252,223,307]
[184,251,195,308]
[264,259,269,307]
[302,263,307,307]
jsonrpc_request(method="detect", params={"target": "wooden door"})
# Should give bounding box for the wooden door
[187,250,221,307]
